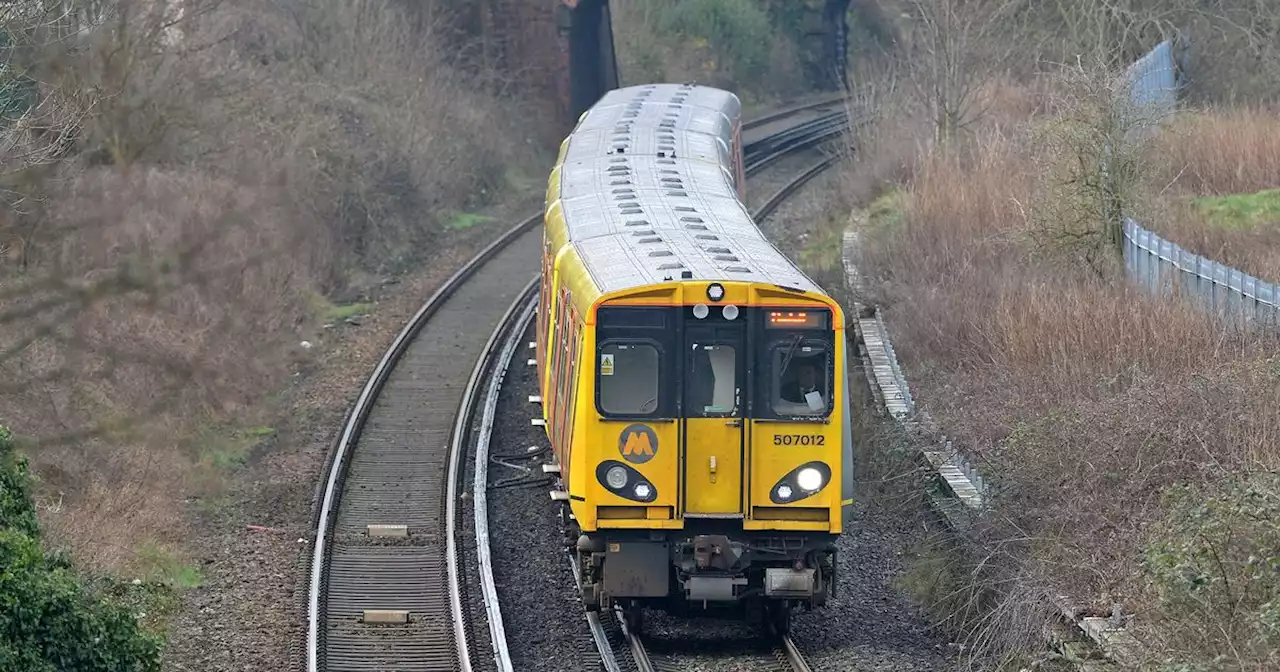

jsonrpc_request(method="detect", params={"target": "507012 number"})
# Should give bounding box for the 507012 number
[772,434,825,446]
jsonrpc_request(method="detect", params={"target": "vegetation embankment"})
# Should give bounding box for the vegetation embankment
[610,0,896,113]
[1138,110,1280,282]
[1,425,163,671]
[1,0,546,642]
[838,1,1280,669]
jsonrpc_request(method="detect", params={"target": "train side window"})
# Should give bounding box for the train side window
[768,341,830,417]
[598,341,660,415]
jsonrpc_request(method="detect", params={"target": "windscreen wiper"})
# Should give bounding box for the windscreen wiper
[777,333,803,378]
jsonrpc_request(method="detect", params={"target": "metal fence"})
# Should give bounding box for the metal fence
[1118,39,1185,142]
[1122,218,1280,327]
[1116,40,1280,327]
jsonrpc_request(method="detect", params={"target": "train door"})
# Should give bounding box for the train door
[681,315,745,517]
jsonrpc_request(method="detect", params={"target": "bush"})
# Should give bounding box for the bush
[610,0,807,99]
[1,0,542,572]
[847,71,1280,662]
[660,0,773,83]
[0,426,162,671]
[1144,473,1280,668]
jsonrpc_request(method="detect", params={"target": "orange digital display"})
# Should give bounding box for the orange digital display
[765,310,826,329]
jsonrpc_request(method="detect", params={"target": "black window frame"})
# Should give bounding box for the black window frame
[754,315,835,421]
[594,306,677,419]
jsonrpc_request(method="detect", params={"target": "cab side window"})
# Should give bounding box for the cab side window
[769,341,830,417]
[598,342,660,415]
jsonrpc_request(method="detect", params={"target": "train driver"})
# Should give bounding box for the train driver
[780,362,824,409]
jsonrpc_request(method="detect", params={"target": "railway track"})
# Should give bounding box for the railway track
[305,95,849,672]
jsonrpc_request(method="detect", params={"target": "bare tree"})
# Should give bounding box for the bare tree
[900,0,1020,145]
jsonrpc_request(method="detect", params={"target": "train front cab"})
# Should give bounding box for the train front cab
[571,280,854,632]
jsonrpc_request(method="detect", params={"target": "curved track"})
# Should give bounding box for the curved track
[306,95,850,672]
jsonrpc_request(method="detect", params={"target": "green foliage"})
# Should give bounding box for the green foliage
[0,426,39,538]
[135,539,203,590]
[1144,473,1280,667]
[660,0,774,83]
[323,301,374,321]
[1191,189,1280,230]
[445,211,494,231]
[0,426,163,671]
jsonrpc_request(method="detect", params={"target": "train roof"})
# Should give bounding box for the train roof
[548,84,823,299]
[576,99,737,148]
[554,161,821,294]
[572,225,818,295]
[556,156,737,204]
[559,127,729,167]
[589,83,742,120]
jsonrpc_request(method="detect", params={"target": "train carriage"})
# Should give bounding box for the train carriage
[537,83,852,634]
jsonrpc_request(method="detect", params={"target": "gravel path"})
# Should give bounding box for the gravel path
[759,161,961,671]
[485,320,603,672]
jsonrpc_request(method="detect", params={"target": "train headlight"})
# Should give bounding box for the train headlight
[692,303,709,319]
[706,283,725,301]
[768,461,832,505]
[797,467,824,492]
[596,461,657,502]
[722,304,739,320]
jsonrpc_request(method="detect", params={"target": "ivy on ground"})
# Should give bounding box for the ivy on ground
[0,425,162,672]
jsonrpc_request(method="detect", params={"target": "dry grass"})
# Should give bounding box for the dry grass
[849,73,1280,666]
[1137,108,1280,281]
[0,0,543,573]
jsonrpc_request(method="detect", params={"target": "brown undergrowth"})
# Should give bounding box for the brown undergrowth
[1,0,544,577]
[847,70,1280,669]
[1137,108,1280,282]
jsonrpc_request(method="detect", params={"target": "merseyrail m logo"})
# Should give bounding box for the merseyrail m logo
[618,424,658,464]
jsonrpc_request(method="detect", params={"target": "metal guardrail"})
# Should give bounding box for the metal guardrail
[1123,217,1280,327]
[1115,39,1279,327]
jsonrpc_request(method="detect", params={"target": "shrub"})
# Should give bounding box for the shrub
[848,74,1280,663]
[660,0,773,83]
[610,0,807,99]
[0,426,162,671]
[1144,473,1280,668]
[1,0,541,572]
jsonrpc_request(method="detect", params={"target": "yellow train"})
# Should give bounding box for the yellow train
[536,83,853,633]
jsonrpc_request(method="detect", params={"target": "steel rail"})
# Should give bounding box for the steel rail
[615,605,657,672]
[469,280,540,672]
[780,636,814,672]
[568,552,624,672]
[306,213,540,672]
[743,94,846,131]
[755,156,840,221]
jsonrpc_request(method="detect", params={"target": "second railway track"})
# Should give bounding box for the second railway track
[306,96,849,672]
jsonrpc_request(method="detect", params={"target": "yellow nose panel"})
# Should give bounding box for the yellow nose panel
[682,417,742,515]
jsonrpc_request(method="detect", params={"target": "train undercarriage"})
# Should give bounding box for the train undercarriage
[563,509,838,634]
